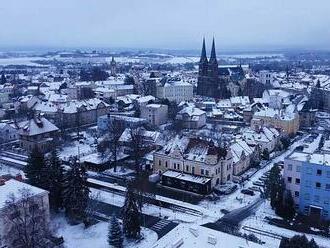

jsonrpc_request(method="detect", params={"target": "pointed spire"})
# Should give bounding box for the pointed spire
[210,37,217,60]
[200,37,207,63]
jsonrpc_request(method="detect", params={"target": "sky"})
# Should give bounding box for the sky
[1,0,330,51]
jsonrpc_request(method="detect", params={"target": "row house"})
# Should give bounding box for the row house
[34,98,110,129]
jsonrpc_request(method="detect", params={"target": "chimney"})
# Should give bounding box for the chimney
[15,174,23,181]
[0,178,5,186]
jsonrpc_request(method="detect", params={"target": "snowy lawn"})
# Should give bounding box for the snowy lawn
[103,166,134,176]
[241,201,330,248]
[53,216,158,248]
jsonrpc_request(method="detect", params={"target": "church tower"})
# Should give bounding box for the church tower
[199,37,208,76]
[110,56,117,77]
[208,38,218,78]
[197,38,209,96]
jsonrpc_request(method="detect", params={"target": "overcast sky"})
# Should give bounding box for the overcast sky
[1,0,330,51]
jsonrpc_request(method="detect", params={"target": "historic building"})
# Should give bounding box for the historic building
[197,38,230,99]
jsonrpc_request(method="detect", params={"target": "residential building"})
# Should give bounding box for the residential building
[18,116,60,153]
[176,106,206,129]
[156,79,193,103]
[0,179,50,248]
[0,122,18,143]
[153,136,233,194]
[258,70,274,86]
[140,104,168,126]
[284,152,330,221]
[97,114,147,134]
[251,107,299,135]
[230,139,255,176]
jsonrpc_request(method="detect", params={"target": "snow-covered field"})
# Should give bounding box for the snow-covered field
[54,216,158,248]
[241,201,330,248]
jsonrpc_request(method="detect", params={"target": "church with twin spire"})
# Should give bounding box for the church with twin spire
[197,38,230,99]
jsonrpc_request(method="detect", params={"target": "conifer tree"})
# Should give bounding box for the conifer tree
[62,160,90,222]
[122,182,141,239]
[46,149,65,211]
[108,214,123,248]
[24,147,47,188]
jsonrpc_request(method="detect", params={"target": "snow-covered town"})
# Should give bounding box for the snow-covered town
[1,1,330,248]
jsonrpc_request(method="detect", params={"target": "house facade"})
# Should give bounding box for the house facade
[18,116,60,153]
[284,152,330,221]
[0,179,50,248]
[153,136,233,194]
[140,104,168,126]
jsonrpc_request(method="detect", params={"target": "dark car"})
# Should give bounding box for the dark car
[241,189,255,196]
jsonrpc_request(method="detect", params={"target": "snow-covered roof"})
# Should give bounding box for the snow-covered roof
[0,179,48,209]
[162,170,211,184]
[154,224,264,248]
[18,117,59,136]
[178,106,205,117]
[288,152,330,166]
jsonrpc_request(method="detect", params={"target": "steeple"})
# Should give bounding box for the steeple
[198,38,208,78]
[209,37,217,62]
[208,37,218,78]
[200,37,208,63]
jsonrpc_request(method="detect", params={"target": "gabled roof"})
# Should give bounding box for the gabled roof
[18,117,59,136]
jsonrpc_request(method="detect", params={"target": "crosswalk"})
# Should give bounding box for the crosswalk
[150,219,172,231]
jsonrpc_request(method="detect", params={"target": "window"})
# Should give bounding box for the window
[287,177,292,183]
[173,163,176,170]
[294,191,300,197]
[177,164,180,170]
[287,164,293,171]
[327,171,330,178]
[317,169,322,176]
[201,169,204,175]
[326,184,330,191]
[159,160,161,166]
[316,182,321,189]
[295,178,300,184]
[192,167,195,175]
[206,170,209,176]
[296,166,301,172]
[165,161,168,168]
[186,165,189,172]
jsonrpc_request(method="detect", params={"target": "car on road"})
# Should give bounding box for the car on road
[241,189,255,196]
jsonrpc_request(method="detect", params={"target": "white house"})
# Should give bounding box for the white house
[176,106,206,129]
[0,179,50,248]
[140,104,168,126]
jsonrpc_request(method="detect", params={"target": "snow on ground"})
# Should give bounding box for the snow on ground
[102,166,134,176]
[303,134,322,154]
[88,135,310,226]
[54,216,158,248]
[241,201,330,248]
[0,57,48,66]
[197,134,310,224]
[91,188,201,223]
[0,164,25,178]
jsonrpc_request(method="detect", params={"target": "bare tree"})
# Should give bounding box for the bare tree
[84,191,104,227]
[2,188,52,248]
